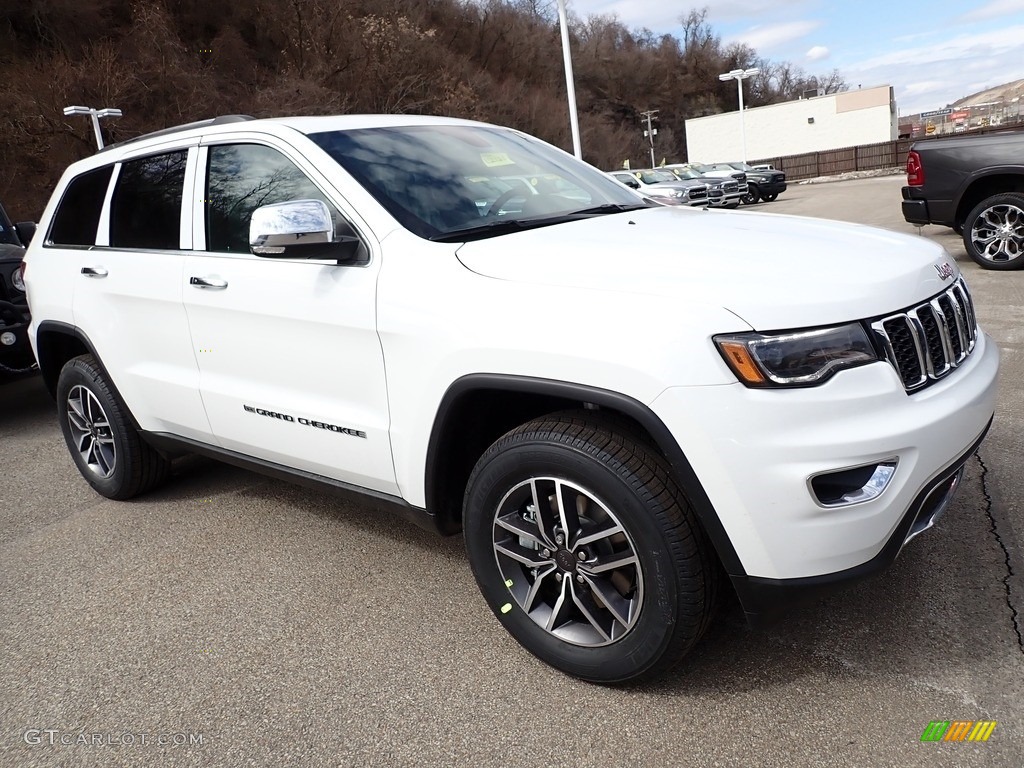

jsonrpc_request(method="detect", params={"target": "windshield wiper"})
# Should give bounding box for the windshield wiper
[429,218,548,243]
[565,203,652,216]
[429,203,652,243]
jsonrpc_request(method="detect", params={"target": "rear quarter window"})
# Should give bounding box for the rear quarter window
[47,166,114,246]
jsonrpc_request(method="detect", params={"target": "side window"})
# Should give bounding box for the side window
[109,151,187,249]
[48,166,114,246]
[206,144,341,253]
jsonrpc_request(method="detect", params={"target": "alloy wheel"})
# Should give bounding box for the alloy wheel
[65,384,117,479]
[969,203,1024,264]
[491,476,643,647]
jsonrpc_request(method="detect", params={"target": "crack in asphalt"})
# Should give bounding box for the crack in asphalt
[976,451,1024,655]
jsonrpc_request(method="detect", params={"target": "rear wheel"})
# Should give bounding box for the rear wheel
[962,192,1024,270]
[57,354,170,499]
[463,411,718,684]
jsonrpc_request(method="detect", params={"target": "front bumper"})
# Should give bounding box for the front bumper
[731,428,983,626]
[708,191,744,208]
[758,180,787,195]
[649,331,999,620]
[0,298,35,378]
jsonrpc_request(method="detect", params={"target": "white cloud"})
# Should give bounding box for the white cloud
[806,45,830,61]
[960,0,1024,23]
[844,24,1024,113]
[725,20,821,52]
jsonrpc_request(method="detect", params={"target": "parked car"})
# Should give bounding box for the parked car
[667,166,743,209]
[607,170,709,207]
[0,201,36,381]
[673,162,748,193]
[26,114,998,684]
[717,162,788,204]
[902,132,1024,269]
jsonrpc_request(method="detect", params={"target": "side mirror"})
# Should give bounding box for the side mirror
[626,179,640,190]
[14,221,36,247]
[249,199,364,263]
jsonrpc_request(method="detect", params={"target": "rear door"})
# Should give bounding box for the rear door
[65,144,212,440]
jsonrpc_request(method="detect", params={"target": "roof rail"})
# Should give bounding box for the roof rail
[99,115,256,152]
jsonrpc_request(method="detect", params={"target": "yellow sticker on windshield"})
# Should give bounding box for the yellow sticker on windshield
[481,152,514,168]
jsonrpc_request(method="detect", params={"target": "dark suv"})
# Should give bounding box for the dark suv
[0,202,35,380]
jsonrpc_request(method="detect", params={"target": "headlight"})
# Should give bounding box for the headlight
[715,323,878,387]
[11,266,25,292]
[672,189,685,197]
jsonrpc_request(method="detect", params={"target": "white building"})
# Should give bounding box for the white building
[685,84,898,162]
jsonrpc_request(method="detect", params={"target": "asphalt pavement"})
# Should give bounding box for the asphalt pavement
[2,176,1022,767]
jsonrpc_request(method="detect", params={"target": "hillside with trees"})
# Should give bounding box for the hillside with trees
[0,0,845,220]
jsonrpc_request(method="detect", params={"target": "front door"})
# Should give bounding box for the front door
[181,140,397,495]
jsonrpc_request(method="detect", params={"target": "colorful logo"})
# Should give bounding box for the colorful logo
[920,721,997,742]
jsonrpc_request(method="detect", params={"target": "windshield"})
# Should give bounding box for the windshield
[670,167,701,180]
[636,170,679,184]
[309,125,649,240]
[0,204,19,246]
[728,162,754,171]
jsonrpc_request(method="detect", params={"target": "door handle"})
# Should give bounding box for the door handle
[81,266,108,278]
[189,276,228,290]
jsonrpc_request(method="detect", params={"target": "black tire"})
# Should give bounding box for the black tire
[741,185,760,205]
[962,192,1024,270]
[56,354,170,499]
[463,411,718,684]
[760,192,779,202]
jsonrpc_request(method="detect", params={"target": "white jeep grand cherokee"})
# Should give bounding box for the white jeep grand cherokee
[25,115,999,683]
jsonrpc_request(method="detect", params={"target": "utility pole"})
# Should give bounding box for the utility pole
[641,109,658,168]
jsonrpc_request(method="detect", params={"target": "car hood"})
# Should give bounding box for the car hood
[455,206,959,329]
[646,180,702,190]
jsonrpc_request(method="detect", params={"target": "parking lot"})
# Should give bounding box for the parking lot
[2,174,1021,767]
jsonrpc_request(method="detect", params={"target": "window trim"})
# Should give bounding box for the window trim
[196,136,374,266]
[98,145,198,252]
[43,164,117,249]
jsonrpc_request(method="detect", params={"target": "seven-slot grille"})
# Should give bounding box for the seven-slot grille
[870,278,978,392]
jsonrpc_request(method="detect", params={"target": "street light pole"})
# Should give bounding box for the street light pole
[556,0,582,159]
[718,68,760,162]
[63,105,123,150]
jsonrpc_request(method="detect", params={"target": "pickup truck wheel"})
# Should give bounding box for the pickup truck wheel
[963,193,1024,269]
[57,354,170,500]
[741,185,760,205]
[760,192,779,202]
[463,412,717,684]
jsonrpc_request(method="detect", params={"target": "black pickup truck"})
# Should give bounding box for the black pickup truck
[902,132,1024,270]
[0,202,35,380]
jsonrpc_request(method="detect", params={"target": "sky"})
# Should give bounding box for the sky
[567,0,1024,115]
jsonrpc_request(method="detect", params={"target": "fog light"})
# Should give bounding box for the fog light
[0,332,16,346]
[809,459,898,507]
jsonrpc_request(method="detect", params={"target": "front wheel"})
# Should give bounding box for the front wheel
[760,192,779,202]
[741,185,760,205]
[463,412,718,684]
[962,192,1024,270]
